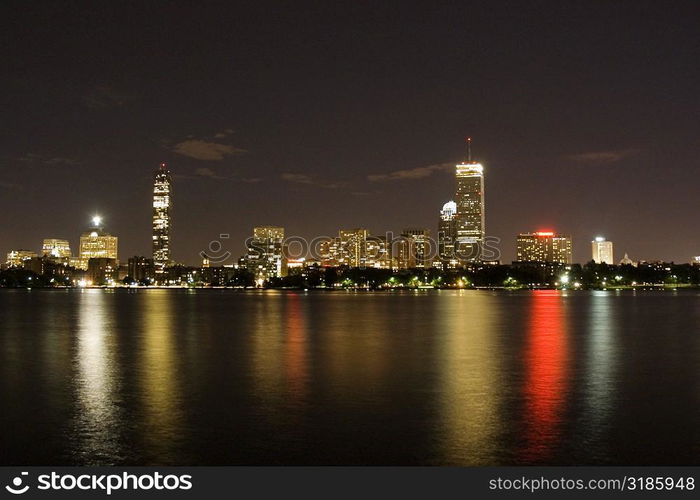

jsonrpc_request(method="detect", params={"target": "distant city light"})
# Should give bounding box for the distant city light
[92,215,102,227]
[595,236,606,242]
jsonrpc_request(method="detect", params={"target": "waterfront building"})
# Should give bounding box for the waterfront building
[516,231,573,264]
[398,228,432,269]
[79,217,118,268]
[591,236,614,264]
[86,257,117,285]
[41,239,72,258]
[339,228,369,267]
[22,256,77,282]
[365,235,393,269]
[128,256,155,284]
[152,162,173,274]
[318,237,341,267]
[69,257,87,269]
[318,230,392,269]
[454,138,485,263]
[5,249,38,268]
[245,226,285,282]
[438,200,458,268]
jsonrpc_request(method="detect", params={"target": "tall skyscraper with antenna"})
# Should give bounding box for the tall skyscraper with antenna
[454,137,485,263]
[152,162,173,276]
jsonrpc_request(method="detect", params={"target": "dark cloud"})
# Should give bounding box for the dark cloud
[171,139,247,161]
[18,154,79,166]
[174,167,262,184]
[213,129,235,139]
[281,173,346,189]
[83,85,133,109]
[567,148,641,163]
[194,167,225,179]
[367,162,453,182]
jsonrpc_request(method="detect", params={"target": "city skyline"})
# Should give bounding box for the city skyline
[2,154,697,268]
[1,3,698,265]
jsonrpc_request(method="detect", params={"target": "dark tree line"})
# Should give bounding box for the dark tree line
[3,261,700,289]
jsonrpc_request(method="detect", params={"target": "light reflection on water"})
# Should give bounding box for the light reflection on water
[138,290,186,464]
[436,290,504,465]
[1,288,699,465]
[74,289,123,464]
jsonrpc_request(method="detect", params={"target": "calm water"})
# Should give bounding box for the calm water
[0,288,699,465]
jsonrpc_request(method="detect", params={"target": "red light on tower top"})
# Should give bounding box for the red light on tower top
[535,231,555,237]
[159,162,167,170]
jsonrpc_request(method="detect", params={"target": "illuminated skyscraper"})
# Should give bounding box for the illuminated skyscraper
[246,226,285,282]
[79,216,118,269]
[365,235,392,269]
[339,228,369,267]
[516,231,572,264]
[591,236,614,264]
[399,228,432,269]
[438,200,457,267]
[152,162,173,273]
[454,138,485,263]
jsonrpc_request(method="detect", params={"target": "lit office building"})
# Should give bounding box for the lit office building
[398,228,432,269]
[454,138,485,263]
[516,231,573,264]
[693,256,700,266]
[339,228,369,267]
[5,249,38,268]
[245,226,285,282]
[153,162,173,273]
[366,235,393,269]
[591,236,614,264]
[319,229,391,268]
[319,237,341,267]
[78,216,118,269]
[42,239,72,258]
[438,200,458,267]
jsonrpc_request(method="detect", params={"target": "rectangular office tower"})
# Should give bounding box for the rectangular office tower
[516,231,573,264]
[246,226,286,282]
[399,228,432,269]
[591,236,614,264]
[454,162,485,263]
[152,162,173,274]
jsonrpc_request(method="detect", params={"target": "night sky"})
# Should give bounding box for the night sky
[2,2,698,265]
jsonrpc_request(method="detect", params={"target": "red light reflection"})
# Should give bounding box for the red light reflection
[521,290,569,462]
